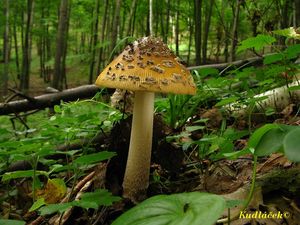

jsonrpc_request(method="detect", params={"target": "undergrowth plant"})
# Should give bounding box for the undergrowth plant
[0,99,122,223]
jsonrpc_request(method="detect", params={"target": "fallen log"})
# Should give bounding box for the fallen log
[0,85,100,115]
[0,55,270,116]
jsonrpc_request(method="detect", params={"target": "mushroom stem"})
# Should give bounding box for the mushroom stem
[122,91,155,202]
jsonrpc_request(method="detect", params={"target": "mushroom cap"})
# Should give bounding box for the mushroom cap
[95,37,196,95]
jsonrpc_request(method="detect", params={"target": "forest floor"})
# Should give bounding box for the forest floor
[7,106,299,225]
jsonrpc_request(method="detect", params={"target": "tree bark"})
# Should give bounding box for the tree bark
[89,0,100,84]
[110,0,121,52]
[149,0,153,36]
[53,0,70,90]
[202,0,214,64]
[20,0,34,93]
[175,0,180,56]
[194,0,202,65]
[13,12,20,79]
[97,0,109,74]
[296,0,300,27]
[164,0,171,44]
[126,0,137,37]
[2,0,10,97]
[229,0,241,62]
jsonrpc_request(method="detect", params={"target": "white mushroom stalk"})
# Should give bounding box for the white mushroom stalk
[122,91,154,201]
[95,37,196,203]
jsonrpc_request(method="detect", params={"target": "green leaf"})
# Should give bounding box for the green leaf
[112,192,226,225]
[198,68,219,78]
[2,170,48,182]
[288,85,300,92]
[73,151,116,165]
[263,53,283,65]
[186,126,205,132]
[29,198,46,212]
[39,202,73,215]
[0,219,26,225]
[237,35,276,53]
[39,189,120,215]
[248,124,279,151]
[283,128,300,162]
[273,27,300,39]
[254,127,286,156]
[215,96,239,107]
[285,44,300,59]
[79,189,121,208]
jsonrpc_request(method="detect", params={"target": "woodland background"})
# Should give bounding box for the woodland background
[0,0,299,100]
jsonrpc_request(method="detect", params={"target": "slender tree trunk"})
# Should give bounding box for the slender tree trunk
[13,14,20,79]
[97,0,109,74]
[53,0,69,90]
[45,0,51,60]
[175,0,180,56]
[296,0,300,27]
[194,0,202,65]
[2,0,10,97]
[61,2,71,89]
[20,0,34,92]
[187,17,194,66]
[89,0,100,84]
[111,0,121,52]
[164,0,171,43]
[39,5,45,79]
[149,0,153,36]
[126,0,137,37]
[202,0,214,64]
[229,0,241,62]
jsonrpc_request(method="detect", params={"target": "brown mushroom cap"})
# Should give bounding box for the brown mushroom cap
[95,37,196,95]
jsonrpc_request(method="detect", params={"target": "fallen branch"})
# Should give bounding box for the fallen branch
[0,85,100,115]
[0,55,269,116]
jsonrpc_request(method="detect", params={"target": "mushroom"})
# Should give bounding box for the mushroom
[95,37,196,202]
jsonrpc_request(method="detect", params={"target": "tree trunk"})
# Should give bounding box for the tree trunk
[13,12,20,79]
[194,0,202,65]
[126,0,137,37]
[175,0,180,56]
[1,0,10,97]
[20,0,34,93]
[164,0,171,44]
[149,0,153,36]
[202,0,214,64]
[229,0,241,62]
[53,0,70,90]
[111,0,122,52]
[97,0,109,74]
[296,0,300,27]
[187,17,194,66]
[89,0,100,84]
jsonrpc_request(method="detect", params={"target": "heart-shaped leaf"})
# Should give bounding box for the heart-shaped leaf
[283,128,300,162]
[112,192,226,225]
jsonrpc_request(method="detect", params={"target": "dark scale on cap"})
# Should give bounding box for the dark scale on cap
[150,65,164,74]
[127,64,135,69]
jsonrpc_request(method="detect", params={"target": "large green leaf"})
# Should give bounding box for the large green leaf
[39,189,120,215]
[73,151,116,165]
[248,124,279,151]
[283,128,300,162]
[254,127,286,156]
[237,35,276,53]
[0,219,25,225]
[112,192,226,225]
[2,170,48,181]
